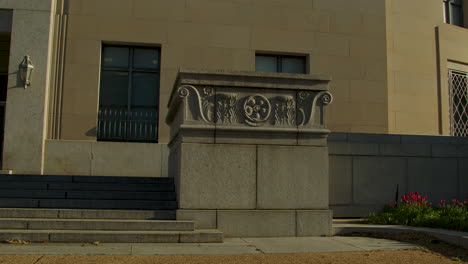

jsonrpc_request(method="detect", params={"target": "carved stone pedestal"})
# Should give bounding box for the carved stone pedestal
[166,70,333,237]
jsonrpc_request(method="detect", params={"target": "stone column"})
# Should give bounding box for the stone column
[1,0,55,174]
[167,70,334,237]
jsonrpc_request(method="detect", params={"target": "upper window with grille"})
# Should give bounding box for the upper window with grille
[444,0,464,27]
[449,69,468,137]
[98,45,161,142]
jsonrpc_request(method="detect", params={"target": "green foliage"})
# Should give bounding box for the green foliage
[367,193,468,232]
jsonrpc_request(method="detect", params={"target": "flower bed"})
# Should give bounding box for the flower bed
[367,192,468,232]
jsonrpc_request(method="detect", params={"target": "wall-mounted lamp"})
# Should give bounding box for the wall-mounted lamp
[19,55,34,89]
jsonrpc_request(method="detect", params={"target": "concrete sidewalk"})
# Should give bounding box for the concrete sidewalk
[0,236,419,255]
[334,223,468,249]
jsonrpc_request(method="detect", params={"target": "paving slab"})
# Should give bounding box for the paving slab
[241,237,364,253]
[332,236,419,251]
[0,243,132,255]
[0,237,420,255]
[199,238,249,246]
[131,244,260,255]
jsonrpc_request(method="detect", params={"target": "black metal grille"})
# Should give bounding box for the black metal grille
[97,107,158,142]
[449,70,468,137]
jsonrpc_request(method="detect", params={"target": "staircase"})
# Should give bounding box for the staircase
[0,174,223,243]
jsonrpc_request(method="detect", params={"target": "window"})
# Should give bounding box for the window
[449,69,468,136]
[444,0,464,27]
[255,54,307,74]
[98,45,160,142]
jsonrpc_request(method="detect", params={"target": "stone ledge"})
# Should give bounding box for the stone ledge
[348,133,401,144]
[173,69,330,95]
[177,210,333,238]
[327,133,468,146]
[330,204,385,218]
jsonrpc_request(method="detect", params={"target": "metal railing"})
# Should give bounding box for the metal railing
[449,69,468,137]
[97,107,158,142]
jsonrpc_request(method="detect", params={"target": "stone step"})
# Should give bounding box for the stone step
[0,218,194,231]
[67,191,176,201]
[0,208,176,220]
[332,219,367,224]
[0,182,175,192]
[0,175,175,184]
[0,199,177,210]
[0,190,176,200]
[0,229,223,243]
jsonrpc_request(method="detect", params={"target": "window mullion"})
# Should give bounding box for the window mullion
[128,48,133,111]
[277,56,282,73]
[126,49,133,141]
[446,1,451,23]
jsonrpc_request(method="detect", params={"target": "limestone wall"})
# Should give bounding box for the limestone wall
[385,0,468,135]
[329,132,468,217]
[437,24,468,135]
[60,0,389,143]
[43,140,169,177]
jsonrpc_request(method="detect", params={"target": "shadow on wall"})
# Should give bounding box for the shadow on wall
[85,127,97,137]
[329,132,468,218]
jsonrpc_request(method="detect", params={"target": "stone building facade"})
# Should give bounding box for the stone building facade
[0,0,467,221]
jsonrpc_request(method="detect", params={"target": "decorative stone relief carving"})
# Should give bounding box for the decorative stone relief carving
[298,91,333,127]
[177,85,332,128]
[321,92,333,105]
[243,95,271,127]
[274,96,296,126]
[217,93,238,124]
[178,85,215,123]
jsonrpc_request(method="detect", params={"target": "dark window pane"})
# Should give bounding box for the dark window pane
[256,55,278,73]
[100,71,129,106]
[99,45,160,142]
[131,73,159,107]
[102,47,129,68]
[281,57,306,74]
[0,10,12,33]
[451,5,464,26]
[134,48,160,70]
[0,75,7,102]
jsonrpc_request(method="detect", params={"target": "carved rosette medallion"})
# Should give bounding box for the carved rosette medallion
[243,94,271,126]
